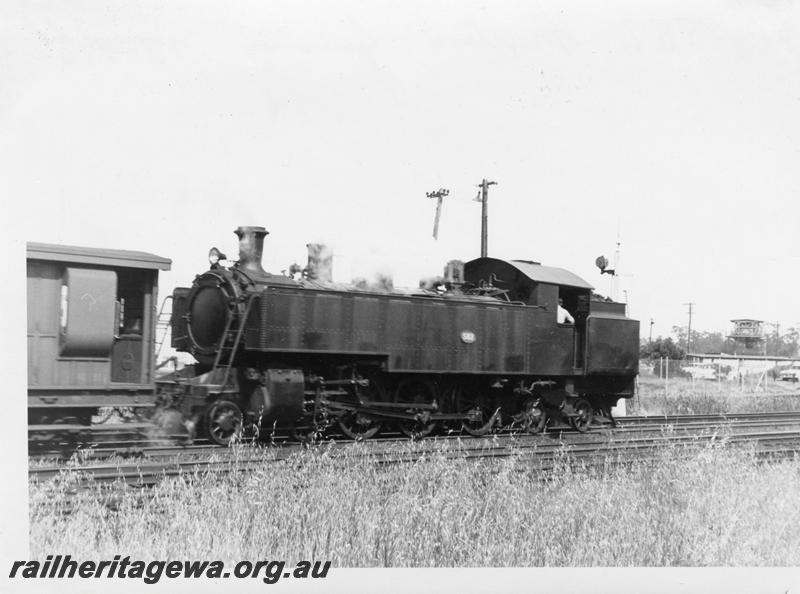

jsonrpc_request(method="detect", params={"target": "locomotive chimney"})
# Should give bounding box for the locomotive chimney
[306,243,333,283]
[235,226,269,276]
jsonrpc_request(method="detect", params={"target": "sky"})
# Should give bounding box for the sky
[3,0,800,339]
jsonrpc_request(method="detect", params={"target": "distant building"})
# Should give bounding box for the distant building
[686,352,796,377]
[727,319,765,354]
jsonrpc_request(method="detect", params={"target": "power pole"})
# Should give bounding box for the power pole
[649,318,654,345]
[613,224,621,301]
[426,188,449,240]
[773,321,780,357]
[685,302,694,355]
[474,178,497,258]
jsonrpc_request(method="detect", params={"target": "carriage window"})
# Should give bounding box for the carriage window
[59,284,68,332]
[117,270,148,335]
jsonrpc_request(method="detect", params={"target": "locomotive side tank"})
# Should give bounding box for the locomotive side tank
[166,226,639,444]
[244,259,637,377]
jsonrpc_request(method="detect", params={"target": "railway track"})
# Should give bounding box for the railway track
[29,412,800,488]
[620,410,800,425]
[29,410,800,460]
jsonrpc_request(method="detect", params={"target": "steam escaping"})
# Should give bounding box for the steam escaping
[418,276,445,291]
[351,273,394,293]
[420,259,465,291]
[374,273,393,292]
[306,243,333,283]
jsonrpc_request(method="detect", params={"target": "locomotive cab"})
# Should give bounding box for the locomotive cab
[464,257,594,369]
[463,257,638,378]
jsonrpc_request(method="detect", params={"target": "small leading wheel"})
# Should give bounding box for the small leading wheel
[570,398,593,433]
[206,400,243,446]
[462,406,495,437]
[338,411,381,441]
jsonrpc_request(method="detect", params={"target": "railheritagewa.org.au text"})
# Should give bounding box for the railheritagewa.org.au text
[9,555,331,585]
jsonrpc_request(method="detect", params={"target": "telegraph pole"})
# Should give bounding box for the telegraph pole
[774,321,780,357]
[685,302,694,355]
[475,179,497,258]
[649,318,654,345]
[426,188,449,240]
[613,225,621,301]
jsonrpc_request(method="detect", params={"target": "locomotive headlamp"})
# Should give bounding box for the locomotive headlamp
[208,247,226,268]
[595,255,615,276]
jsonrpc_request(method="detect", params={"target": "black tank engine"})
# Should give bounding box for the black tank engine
[163,226,639,444]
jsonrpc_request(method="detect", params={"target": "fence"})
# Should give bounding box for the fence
[639,358,794,395]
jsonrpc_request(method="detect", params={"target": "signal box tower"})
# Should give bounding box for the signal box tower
[727,319,765,355]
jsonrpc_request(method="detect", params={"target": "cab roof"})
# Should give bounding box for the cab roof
[466,257,593,290]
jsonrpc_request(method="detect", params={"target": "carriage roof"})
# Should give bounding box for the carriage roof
[27,242,171,271]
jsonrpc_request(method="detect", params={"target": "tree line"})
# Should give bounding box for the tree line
[641,326,800,360]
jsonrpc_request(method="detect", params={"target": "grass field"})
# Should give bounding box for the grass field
[630,375,800,416]
[29,438,800,566]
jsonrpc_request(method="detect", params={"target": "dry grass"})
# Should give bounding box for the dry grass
[631,376,800,416]
[29,440,800,566]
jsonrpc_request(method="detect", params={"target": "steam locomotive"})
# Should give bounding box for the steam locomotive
[162,226,639,445]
